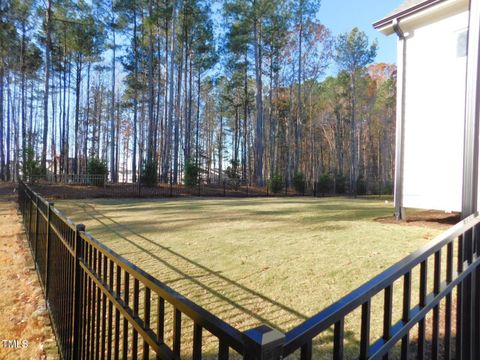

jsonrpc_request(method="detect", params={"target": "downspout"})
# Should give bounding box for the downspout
[393,19,408,220]
[461,0,480,219]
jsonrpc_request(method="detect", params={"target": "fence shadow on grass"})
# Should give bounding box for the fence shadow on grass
[76,201,309,331]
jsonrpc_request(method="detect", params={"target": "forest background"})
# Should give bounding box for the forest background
[0,0,397,195]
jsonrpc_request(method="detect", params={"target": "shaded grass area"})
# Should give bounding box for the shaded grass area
[57,197,444,358]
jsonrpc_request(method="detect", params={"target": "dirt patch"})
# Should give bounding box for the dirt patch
[0,183,58,359]
[376,210,461,230]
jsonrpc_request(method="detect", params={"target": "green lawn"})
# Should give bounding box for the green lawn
[57,197,443,358]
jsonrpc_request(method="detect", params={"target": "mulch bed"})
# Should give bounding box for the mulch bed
[376,210,461,230]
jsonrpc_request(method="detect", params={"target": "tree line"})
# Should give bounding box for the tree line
[0,0,396,194]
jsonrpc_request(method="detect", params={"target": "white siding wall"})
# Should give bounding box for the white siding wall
[401,10,468,211]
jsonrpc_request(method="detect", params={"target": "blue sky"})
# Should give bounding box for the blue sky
[319,0,402,66]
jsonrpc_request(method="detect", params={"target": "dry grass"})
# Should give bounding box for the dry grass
[56,197,443,334]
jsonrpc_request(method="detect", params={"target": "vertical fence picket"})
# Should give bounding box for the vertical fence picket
[45,202,53,298]
[122,272,130,360]
[192,323,202,360]
[114,265,121,360]
[333,319,344,360]
[418,260,428,359]
[432,250,441,359]
[132,278,140,359]
[173,308,182,356]
[401,271,411,360]
[73,224,85,360]
[360,300,371,360]
[34,197,39,265]
[382,285,393,360]
[457,234,465,360]
[143,287,151,360]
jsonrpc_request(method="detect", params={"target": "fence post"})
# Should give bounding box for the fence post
[34,197,40,267]
[44,202,54,298]
[285,181,288,196]
[313,182,317,197]
[170,179,173,197]
[243,325,285,360]
[223,180,226,197]
[72,223,85,360]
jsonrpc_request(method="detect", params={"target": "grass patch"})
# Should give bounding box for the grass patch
[57,196,443,358]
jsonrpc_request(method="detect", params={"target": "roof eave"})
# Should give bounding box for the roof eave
[373,0,447,31]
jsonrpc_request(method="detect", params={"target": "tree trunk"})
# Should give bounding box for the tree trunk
[0,66,4,180]
[218,114,223,183]
[110,9,116,183]
[350,73,357,195]
[243,53,248,181]
[21,22,27,175]
[84,62,91,175]
[163,0,179,182]
[296,20,303,174]
[253,16,264,185]
[147,0,155,164]
[132,7,139,182]
[41,0,53,174]
[74,57,82,175]
[173,35,184,183]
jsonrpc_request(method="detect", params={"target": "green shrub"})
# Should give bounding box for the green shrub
[293,171,305,194]
[87,157,108,186]
[357,176,367,195]
[23,146,42,179]
[225,160,240,190]
[317,173,333,195]
[268,174,283,194]
[184,159,200,187]
[383,180,393,195]
[141,160,158,187]
[335,174,347,194]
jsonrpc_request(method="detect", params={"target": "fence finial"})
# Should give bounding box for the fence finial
[243,324,285,360]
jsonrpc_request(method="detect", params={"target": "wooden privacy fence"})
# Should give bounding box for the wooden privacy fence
[18,179,480,359]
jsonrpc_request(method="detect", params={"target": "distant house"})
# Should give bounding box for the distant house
[373,0,480,219]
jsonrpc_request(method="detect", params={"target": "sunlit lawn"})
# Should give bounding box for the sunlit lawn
[57,196,443,358]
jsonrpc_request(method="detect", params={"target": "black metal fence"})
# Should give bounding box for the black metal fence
[19,179,479,359]
[25,174,376,199]
[18,180,284,359]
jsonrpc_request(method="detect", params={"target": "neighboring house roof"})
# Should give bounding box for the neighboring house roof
[373,0,447,29]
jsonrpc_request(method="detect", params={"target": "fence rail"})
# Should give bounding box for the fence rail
[18,180,480,359]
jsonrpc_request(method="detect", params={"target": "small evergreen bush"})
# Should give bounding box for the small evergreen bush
[357,176,367,195]
[383,180,393,195]
[140,160,158,187]
[23,146,42,179]
[184,159,200,187]
[317,173,333,195]
[335,174,347,194]
[293,171,305,194]
[225,160,240,190]
[268,174,283,194]
[87,157,108,186]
